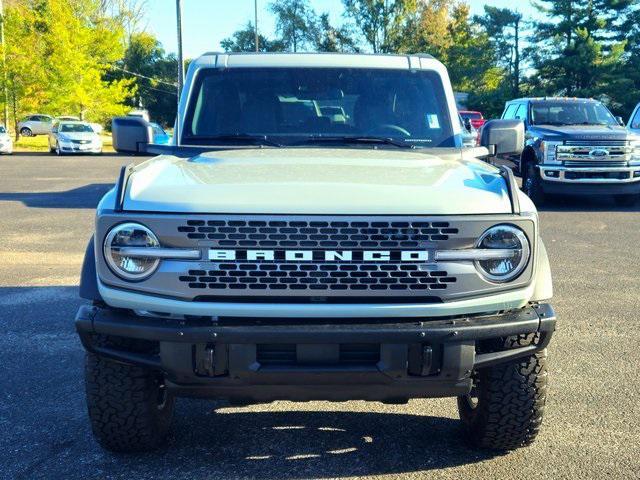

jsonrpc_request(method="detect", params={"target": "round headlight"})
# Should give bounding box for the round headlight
[475,225,530,283]
[103,223,160,281]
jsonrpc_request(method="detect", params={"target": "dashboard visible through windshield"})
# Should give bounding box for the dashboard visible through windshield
[183,67,456,148]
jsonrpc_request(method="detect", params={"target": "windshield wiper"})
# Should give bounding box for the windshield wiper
[191,134,283,147]
[292,135,414,148]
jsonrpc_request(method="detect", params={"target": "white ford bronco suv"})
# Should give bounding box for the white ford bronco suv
[76,53,555,453]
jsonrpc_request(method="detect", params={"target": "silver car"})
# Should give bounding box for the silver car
[17,114,53,136]
[0,125,12,154]
[48,121,103,155]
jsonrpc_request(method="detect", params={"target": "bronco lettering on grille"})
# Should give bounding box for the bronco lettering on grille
[208,249,431,263]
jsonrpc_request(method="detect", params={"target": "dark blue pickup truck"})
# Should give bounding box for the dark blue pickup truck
[500,97,640,205]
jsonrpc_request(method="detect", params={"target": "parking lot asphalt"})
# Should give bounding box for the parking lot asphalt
[1,153,639,480]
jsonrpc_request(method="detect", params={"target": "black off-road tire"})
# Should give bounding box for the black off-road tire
[84,337,175,453]
[522,162,546,206]
[457,333,548,451]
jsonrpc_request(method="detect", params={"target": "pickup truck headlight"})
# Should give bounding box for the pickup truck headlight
[541,141,561,163]
[103,223,160,280]
[475,225,530,283]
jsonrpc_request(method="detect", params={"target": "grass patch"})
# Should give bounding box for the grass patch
[14,134,114,153]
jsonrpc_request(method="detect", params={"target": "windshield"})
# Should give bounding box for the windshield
[183,67,455,148]
[531,101,618,126]
[0,126,6,134]
[60,124,94,133]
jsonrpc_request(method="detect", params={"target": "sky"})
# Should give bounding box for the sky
[146,0,541,59]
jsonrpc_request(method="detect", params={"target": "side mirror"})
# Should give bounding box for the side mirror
[615,116,625,126]
[480,119,524,156]
[112,117,153,154]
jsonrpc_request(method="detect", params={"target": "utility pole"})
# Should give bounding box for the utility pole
[176,0,184,101]
[254,0,259,52]
[0,0,9,130]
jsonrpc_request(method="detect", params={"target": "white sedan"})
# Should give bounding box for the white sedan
[0,125,13,154]
[48,121,102,155]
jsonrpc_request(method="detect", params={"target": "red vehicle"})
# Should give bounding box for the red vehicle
[459,110,485,129]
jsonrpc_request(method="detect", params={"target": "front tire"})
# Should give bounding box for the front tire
[55,142,62,156]
[20,127,33,137]
[85,344,175,452]
[522,162,546,205]
[457,334,548,451]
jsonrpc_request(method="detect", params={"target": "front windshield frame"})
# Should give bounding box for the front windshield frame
[181,67,457,148]
[59,123,94,133]
[530,101,618,126]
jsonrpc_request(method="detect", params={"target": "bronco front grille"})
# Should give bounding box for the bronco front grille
[177,219,459,248]
[179,263,455,292]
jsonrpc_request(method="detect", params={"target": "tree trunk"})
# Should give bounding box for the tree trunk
[11,87,18,141]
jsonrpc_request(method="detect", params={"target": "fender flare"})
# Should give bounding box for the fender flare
[532,239,553,301]
[79,236,102,302]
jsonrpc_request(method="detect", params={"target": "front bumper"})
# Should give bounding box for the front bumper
[538,165,640,194]
[0,143,12,154]
[76,303,556,402]
[59,143,102,153]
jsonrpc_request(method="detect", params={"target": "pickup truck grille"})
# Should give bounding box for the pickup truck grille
[177,219,459,249]
[557,143,631,167]
[179,263,455,292]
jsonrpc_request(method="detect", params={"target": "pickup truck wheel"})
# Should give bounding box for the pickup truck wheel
[522,162,546,205]
[457,334,548,451]
[85,347,175,452]
[613,194,638,207]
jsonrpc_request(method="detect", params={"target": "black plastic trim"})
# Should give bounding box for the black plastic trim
[79,236,102,301]
[76,303,555,362]
[499,165,521,214]
[114,164,134,212]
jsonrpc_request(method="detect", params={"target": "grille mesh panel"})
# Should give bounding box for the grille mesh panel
[177,219,459,248]
[179,263,456,292]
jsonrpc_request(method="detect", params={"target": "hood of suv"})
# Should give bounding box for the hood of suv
[529,124,630,141]
[123,148,512,215]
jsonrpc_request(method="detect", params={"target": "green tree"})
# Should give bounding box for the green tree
[269,0,317,52]
[3,0,135,137]
[342,0,416,53]
[313,13,359,52]
[112,32,179,127]
[221,22,286,52]
[529,0,631,101]
[476,6,523,98]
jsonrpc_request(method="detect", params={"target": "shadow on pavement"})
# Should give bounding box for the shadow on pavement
[1,286,499,479]
[0,183,112,209]
[114,408,499,478]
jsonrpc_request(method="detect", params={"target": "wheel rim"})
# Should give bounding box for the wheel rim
[21,128,31,137]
